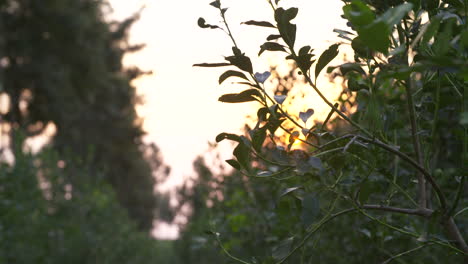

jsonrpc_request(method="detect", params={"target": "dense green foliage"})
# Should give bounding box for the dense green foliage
[182,0,467,263]
[0,1,179,263]
[0,0,169,230]
[0,140,174,263]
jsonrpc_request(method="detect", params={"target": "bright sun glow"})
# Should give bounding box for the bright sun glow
[109,0,349,239]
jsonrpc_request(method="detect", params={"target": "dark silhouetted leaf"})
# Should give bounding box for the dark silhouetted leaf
[340,63,366,76]
[342,1,375,27]
[267,34,282,41]
[242,20,276,28]
[308,157,323,170]
[275,8,298,48]
[216,133,241,143]
[209,0,220,8]
[358,181,374,204]
[193,62,231,67]
[233,141,250,169]
[259,42,287,56]
[251,127,267,152]
[225,54,253,73]
[257,107,269,121]
[360,21,390,53]
[218,89,262,103]
[225,159,241,170]
[298,45,311,56]
[315,44,340,81]
[219,70,249,84]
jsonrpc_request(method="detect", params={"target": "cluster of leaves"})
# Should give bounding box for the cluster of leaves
[0,136,176,264]
[0,0,171,230]
[187,0,467,263]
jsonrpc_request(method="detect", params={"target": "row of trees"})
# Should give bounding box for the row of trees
[178,0,467,263]
[0,0,175,262]
[0,0,171,231]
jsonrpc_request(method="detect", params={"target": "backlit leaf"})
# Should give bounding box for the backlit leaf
[219,70,249,84]
[259,42,286,56]
[225,54,253,73]
[233,141,250,169]
[242,20,276,28]
[315,44,340,81]
[299,109,315,123]
[219,89,262,103]
[216,133,241,143]
[254,71,271,83]
[274,95,287,104]
[193,62,231,67]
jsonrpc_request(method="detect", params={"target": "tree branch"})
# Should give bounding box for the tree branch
[361,204,433,217]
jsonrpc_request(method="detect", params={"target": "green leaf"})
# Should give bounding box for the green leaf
[272,237,294,261]
[307,157,323,170]
[422,17,441,43]
[257,107,269,121]
[301,193,320,227]
[347,74,368,91]
[460,112,468,125]
[378,3,413,29]
[358,181,374,204]
[242,20,276,28]
[193,62,231,67]
[360,21,391,53]
[218,70,249,84]
[250,127,267,152]
[259,42,286,56]
[233,141,250,169]
[218,89,262,103]
[216,133,241,143]
[225,159,241,170]
[315,44,340,81]
[343,1,375,27]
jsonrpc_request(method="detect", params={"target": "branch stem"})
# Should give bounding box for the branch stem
[404,78,427,209]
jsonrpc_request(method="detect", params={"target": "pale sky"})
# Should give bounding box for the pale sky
[109,0,348,239]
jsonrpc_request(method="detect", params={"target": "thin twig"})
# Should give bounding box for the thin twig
[404,78,427,209]
[381,243,433,264]
[215,234,253,264]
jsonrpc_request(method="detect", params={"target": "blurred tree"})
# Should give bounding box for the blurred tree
[0,136,178,263]
[0,0,169,230]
